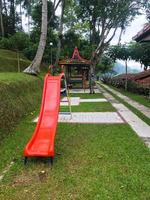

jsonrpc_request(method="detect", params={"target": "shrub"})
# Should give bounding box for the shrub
[0,38,10,49]
[9,32,30,51]
[23,43,38,60]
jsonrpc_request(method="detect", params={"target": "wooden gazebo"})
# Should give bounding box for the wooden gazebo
[59,47,91,89]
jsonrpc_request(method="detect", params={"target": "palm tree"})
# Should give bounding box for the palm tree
[23,0,48,74]
[0,0,4,37]
[55,0,65,66]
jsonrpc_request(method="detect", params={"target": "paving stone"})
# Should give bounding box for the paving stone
[102,84,150,119]
[98,84,150,140]
[80,98,107,103]
[61,97,108,106]
[33,112,124,124]
[69,89,100,93]
[61,97,80,106]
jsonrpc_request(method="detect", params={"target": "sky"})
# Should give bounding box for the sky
[111,14,147,72]
[111,14,147,45]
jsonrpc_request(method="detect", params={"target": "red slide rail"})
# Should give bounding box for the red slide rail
[24,72,64,165]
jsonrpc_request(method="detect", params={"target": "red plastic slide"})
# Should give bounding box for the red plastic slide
[24,73,64,164]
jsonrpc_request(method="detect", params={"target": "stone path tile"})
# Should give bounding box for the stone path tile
[97,84,150,147]
[69,89,100,93]
[102,84,150,119]
[112,103,150,138]
[80,98,107,103]
[61,97,80,106]
[61,97,108,106]
[34,112,124,124]
[59,112,124,123]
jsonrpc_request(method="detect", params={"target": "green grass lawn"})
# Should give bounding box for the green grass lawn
[60,102,116,112]
[70,93,104,99]
[0,83,150,199]
[0,112,150,199]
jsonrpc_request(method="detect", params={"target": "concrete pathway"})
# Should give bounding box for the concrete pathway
[101,83,150,119]
[80,98,107,103]
[97,84,150,147]
[61,97,80,106]
[34,112,124,124]
[69,89,100,93]
[61,97,108,106]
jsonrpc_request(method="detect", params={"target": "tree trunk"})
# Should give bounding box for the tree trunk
[54,0,65,67]
[148,84,150,100]
[20,0,22,30]
[17,50,20,72]
[125,60,128,91]
[10,0,15,34]
[0,0,4,37]
[23,0,48,75]
[118,27,124,45]
[90,40,107,93]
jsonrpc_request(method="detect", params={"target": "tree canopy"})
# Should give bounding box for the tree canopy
[0,0,149,74]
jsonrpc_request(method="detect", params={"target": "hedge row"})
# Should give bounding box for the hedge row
[0,73,43,140]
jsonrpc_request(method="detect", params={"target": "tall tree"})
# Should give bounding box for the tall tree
[108,45,131,91]
[23,0,48,74]
[23,0,62,74]
[54,0,65,66]
[77,0,148,71]
[9,0,16,34]
[0,0,4,37]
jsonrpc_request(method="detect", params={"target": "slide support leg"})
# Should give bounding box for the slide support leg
[48,157,54,166]
[24,157,28,165]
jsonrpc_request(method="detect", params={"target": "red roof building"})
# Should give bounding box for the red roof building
[133,24,150,42]
[59,47,91,89]
[134,69,150,87]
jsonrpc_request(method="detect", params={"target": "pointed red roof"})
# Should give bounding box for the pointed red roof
[59,47,91,65]
[71,47,82,60]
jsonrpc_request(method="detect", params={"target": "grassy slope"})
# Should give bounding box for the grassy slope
[0,72,43,140]
[0,92,150,199]
[0,49,31,72]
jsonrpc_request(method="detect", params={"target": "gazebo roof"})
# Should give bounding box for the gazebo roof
[59,47,91,65]
[133,24,150,42]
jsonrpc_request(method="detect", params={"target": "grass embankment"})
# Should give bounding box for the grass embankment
[98,83,150,126]
[0,49,31,72]
[0,72,43,140]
